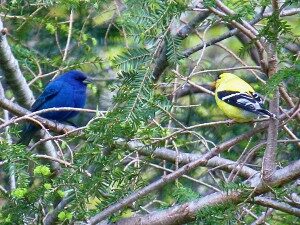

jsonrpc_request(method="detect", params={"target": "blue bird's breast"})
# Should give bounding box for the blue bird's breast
[39,83,86,122]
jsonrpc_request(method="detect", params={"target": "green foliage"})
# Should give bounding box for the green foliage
[224,0,256,21]
[33,165,51,176]
[259,12,293,44]
[58,211,72,222]
[121,0,187,40]
[4,0,110,9]
[203,0,217,8]
[283,0,300,7]
[110,46,172,128]
[220,181,249,194]
[0,142,31,188]
[113,48,151,73]
[195,202,238,225]
[110,0,187,128]
[43,183,52,190]
[239,8,295,58]
[264,62,300,97]
[11,188,28,199]
[0,0,299,224]
[238,39,256,59]
[172,183,200,203]
[259,0,271,7]
[166,35,184,65]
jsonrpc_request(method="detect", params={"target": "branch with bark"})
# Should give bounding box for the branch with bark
[87,106,298,224]
[0,17,34,107]
[0,96,78,134]
[96,159,300,225]
[153,11,210,80]
[262,0,280,182]
[0,17,62,171]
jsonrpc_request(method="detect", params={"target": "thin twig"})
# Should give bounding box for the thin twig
[62,9,74,62]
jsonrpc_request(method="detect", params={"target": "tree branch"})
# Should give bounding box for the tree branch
[121,140,257,178]
[94,156,300,225]
[0,17,34,107]
[43,194,75,225]
[110,192,241,225]
[254,196,300,217]
[182,7,297,59]
[167,83,214,99]
[250,208,274,225]
[0,17,63,171]
[153,11,210,80]
[0,96,77,135]
[262,2,280,182]
[87,108,296,224]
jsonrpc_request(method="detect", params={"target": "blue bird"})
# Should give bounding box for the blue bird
[18,70,90,145]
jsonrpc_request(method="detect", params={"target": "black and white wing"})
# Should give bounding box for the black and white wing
[217,90,275,118]
[252,92,263,106]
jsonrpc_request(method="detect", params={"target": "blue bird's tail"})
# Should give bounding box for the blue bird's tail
[17,124,40,146]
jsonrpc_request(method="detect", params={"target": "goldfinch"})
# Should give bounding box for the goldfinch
[215,73,275,122]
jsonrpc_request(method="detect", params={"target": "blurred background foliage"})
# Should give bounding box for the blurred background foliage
[0,0,299,224]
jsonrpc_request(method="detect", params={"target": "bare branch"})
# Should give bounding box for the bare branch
[43,194,75,225]
[100,159,300,225]
[0,17,34,107]
[262,2,280,181]
[182,6,299,59]
[153,11,210,80]
[0,96,77,134]
[62,9,74,62]
[250,208,274,225]
[107,192,241,225]
[254,196,300,217]
[87,107,296,224]
[182,14,263,58]
[0,17,64,171]
[122,139,258,178]
[167,83,214,99]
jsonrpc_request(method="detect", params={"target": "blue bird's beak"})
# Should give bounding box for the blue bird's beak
[83,77,93,84]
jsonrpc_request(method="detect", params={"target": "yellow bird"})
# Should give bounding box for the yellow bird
[215,73,275,122]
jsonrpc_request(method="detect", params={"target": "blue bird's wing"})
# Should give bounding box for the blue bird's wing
[31,81,63,111]
[18,81,63,145]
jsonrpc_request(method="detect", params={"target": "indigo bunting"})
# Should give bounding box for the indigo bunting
[18,70,90,145]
